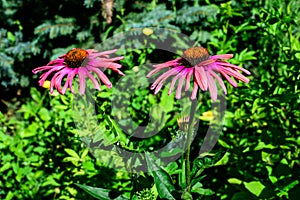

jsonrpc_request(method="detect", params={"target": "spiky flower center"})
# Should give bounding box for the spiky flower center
[64,48,89,68]
[182,47,210,66]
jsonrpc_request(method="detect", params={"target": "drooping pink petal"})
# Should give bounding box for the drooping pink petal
[32,65,54,74]
[220,66,250,83]
[185,69,193,91]
[78,67,87,95]
[154,82,164,95]
[88,60,123,69]
[55,69,71,94]
[38,66,66,86]
[175,71,186,99]
[88,49,118,58]
[67,68,79,93]
[198,59,215,67]
[88,67,112,88]
[81,67,101,91]
[62,73,71,94]
[47,59,64,66]
[191,81,199,100]
[49,72,61,94]
[98,56,124,62]
[88,57,124,67]
[206,71,218,101]
[151,66,184,89]
[194,67,208,91]
[208,70,227,94]
[218,69,238,87]
[168,71,184,96]
[87,61,124,76]
[153,58,181,69]
[210,54,233,60]
[216,61,251,75]
[147,58,181,77]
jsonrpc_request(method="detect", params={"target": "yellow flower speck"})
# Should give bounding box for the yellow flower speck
[142,28,154,36]
[42,80,51,89]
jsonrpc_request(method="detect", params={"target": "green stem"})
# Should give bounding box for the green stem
[185,99,197,192]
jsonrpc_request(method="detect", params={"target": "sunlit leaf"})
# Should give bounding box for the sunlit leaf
[244,181,265,197]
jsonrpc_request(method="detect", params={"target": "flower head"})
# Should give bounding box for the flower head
[32,48,124,95]
[147,47,251,101]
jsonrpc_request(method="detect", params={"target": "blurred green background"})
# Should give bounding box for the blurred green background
[0,0,299,199]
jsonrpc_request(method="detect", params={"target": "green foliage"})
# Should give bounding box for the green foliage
[0,28,39,87]
[0,88,122,199]
[1,0,300,199]
[34,16,76,39]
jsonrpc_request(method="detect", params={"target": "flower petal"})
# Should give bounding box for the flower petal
[47,59,64,66]
[50,72,61,94]
[147,58,181,77]
[208,70,227,94]
[67,68,78,93]
[206,71,218,101]
[88,67,112,88]
[221,66,250,83]
[78,67,87,95]
[176,72,186,99]
[154,82,164,95]
[194,66,208,91]
[88,49,118,58]
[210,54,233,60]
[55,70,70,94]
[191,81,199,100]
[37,66,65,86]
[151,66,184,90]
[81,67,101,91]
[185,68,193,91]
[168,72,184,96]
[218,70,238,87]
[217,61,251,75]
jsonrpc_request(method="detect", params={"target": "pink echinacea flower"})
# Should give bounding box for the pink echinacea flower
[32,48,124,95]
[147,47,251,101]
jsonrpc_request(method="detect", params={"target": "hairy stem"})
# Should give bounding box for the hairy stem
[185,99,197,192]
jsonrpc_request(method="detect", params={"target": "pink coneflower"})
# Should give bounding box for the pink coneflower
[32,48,124,95]
[147,47,251,101]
